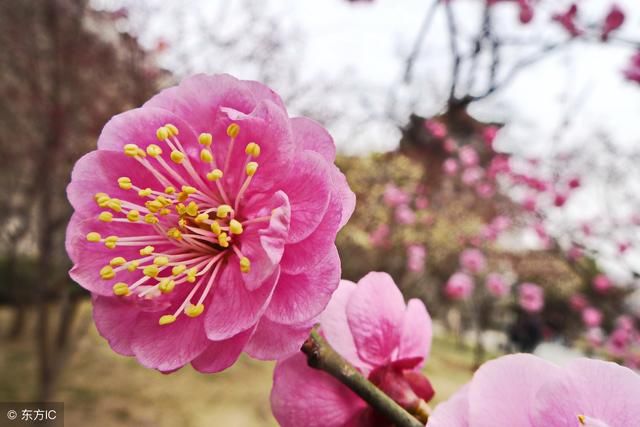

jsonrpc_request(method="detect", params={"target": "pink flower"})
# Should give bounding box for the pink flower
[429,354,640,427]
[518,282,544,313]
[568,176,581,189]
[443,158,459,176]
[475,182,495,199]
[582,307,603,328]
[623,51,640,84]
[608,327,633,357]
[383,183,409,207]
[424,119,447,139]
[446,272,475,300]
[462,167,483,185]
[65,74,355,372]
[407,244,427,273]
[458,146,479,167]
[601,4,625,41]
[552,3,582,37]
[444,137,458,153]
[518,0,534,24]
[369,223,390,248]
[271,273,434,427]
[569,293,588,311]
[593,274,613,293]
[459,248,487,274]
[482,126,499,149]
[485,273,510,298]
[553,192,568,207]
[395,204,416,225]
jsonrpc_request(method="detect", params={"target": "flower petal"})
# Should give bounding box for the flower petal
[93,295,139,356]
[429,385,470,427]
[330,164,356,229]
[397,299,432,365]
[271,353,367,427]
[347,272,406,366]
[265,244,341,325]
[191,328,254,374]
[292,116,336,162]
[244,317,314,360]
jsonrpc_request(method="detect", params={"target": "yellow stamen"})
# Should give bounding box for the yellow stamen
[160,208,171,216]
[185,201,199,216]
[195,213,209,224]
[175,203,187,215]
[216,204,232,218]
[200,149,213,163]
[138,188,152,197]
[107,198,122,212]
[140,245,155,256]
[210,220,221,235]
[158,279,175,294]
[98,211,113,222]
[96,195,110,207]
[153,256,169,266]
[86,232,101,242]
[127,210,140,222]
[156,126,169,141]
[185,303,205,318]
[186,267,198,283]
[104,236,118,249]
[170,150,185,164]
[100,265,115,280]
[126,261,139,272]
[158,314,176,326]
[246,161,258,176]
[229,219,243,235]
[167,227,182,240]
[112,282,130,296]
[227,123,240,138]
[165,123,179,136]
[146,199,163,212]
[198,133,212,146]
[146,144,163,157]
[94,192,108,202]
[110,256,126,267]
[117,177,132,190]
[171,264,187,275]
[124,143,140,157]
[182,185,197,195]
[206,169,223,181]
[144,213,159,224]
[164,186,176,194]
[218,232,230,248]
[143,265,159,278]
[239,257,251,273]
[245,142,261,158]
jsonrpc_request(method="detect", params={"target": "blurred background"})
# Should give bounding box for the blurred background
[2,0,640,425]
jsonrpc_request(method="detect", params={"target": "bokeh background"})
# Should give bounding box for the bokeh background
[2,0,640,426]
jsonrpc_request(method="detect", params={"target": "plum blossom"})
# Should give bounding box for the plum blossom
[443,158,459,176]
[485,273,510,298]
[458,146,479,167]
[593,274,613,293]
[446,272,475,300]
[482,126,498,148]
[518,282,544,313]
[444,138,458,153]
[429,354,640,427]
[424,119,447,139]
[552,4,582,37]
[395,204,416,225]
[582,307,603,328]
[459,249,487,274]
[66,74,355,372]
[407,244,427,273]
[462,167,483,185]
[271,272,434,427]
[383,183,409,207]
[415,196,429,210]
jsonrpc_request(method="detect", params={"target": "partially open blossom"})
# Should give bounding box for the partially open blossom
[407,244,427,273]
[582,307,603,328]
[446,272,474,300]
[429,354,640,427]
[383,183,409,207]
[458,146,479,167]
[601,4,625,41]
[568,176,581,189]
[518,282,544,313]
[271,272,434,427]
[485,273,510,298]
[424,119,447,139]
[593,274,613,293]
[66,74,355,372]
[459,248,487,274]
[552,4,582,37]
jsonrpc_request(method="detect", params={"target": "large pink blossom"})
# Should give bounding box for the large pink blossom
[446,272,475,300]
[429,354,640,427]
[518,282,544,313]
[459,249,487,274]
[271,272,434,427]
[65,74,355,372]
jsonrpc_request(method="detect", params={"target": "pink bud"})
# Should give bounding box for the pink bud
[602,4,625,41]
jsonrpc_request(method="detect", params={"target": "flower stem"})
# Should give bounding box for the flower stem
[301,327,425,427]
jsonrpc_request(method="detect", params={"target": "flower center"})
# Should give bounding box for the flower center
[85,122,271,325]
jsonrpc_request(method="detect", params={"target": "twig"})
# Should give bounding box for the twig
[444,0,461,104]
[404,0,440,83]
[301,328,425,427]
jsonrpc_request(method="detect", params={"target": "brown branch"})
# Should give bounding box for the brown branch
[301,328,425,427]
[404,0,440,83]
[444,0,461,104]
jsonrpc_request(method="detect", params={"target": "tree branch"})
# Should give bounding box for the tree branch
[404,0,440,84]
[444,0,461,104]
[301,328,425,427]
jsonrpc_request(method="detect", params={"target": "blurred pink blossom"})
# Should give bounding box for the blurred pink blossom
[424,119,447,139]
[582,307,603,328]
[415,196,429,210]
[458,146,479,167]
[586,327,604,347]
[443,158,459,176]
[407,244,427,273]
[446,272,475,300]
[461,167,483,185]
[395,204,416,225]
[383,183,409,207]
[593,274,613,293]
[623,51,640,84]
[459,248,487,274]
[475,182,495,199]
[569,293,588,311]
[518,282,544,313]
[485,273,510,298]
[369,223,390,248]
[482,126,499,148]
[444,138,458,153]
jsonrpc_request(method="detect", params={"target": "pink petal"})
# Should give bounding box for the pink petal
[203,265,279,340]
[429,385,470,427]
[319,280,371,371]
[291,116,336,162]
[93,295,139,356]
[330,164,356,229]
[242,79,287,111]
[271,353,367,427]
[130,311,209,372]
[265,244,341,325]
[279,150,332,243]
[244,317,314,360]
[191,328,254,373]
[397,298,432,365]
[347,272,406,366]
[280,190,342,275]
[531,358,640,426]
[468,353,561,427]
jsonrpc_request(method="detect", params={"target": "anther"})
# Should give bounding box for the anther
[127,210,140,222]
[158,314,176,326]
[195,213,209,224]
[170,151,185,164]
[156,126,169,141]
[100,265,115,280]
[245,142,261,158]
[216,204,233,218]
[185,303,205,318]
[171,264,187,275]
[206,169,223,181]
[99,211,113,222]
[185,201,199,216]
[227,123,240,138]
[158,279,175,293]
[117,177,132,190]
[164,186,176,194]
[140,245,155,256]
[198,133,212,146]
[107,198,122,212]
[167,227,182,240]
[210,221,221,235]
[239,257,251,273]
[143,265,159,278]
[87,232,101,242]
[218,232,230,248]
[246,162,258,176]
[127,261,140,272]
[146,144,163,157]
[124,143,140,157]
[153,256,169,266]
[96,195,110,207]
[110,257,126,266]
[113,282,130,296]
[104,236,118,249]
[200,149,213,162]
[229,219,243,235]
[165,123,179,136]
[138,188,153,197]
[144,213,159,224]
[182,185,197,195]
